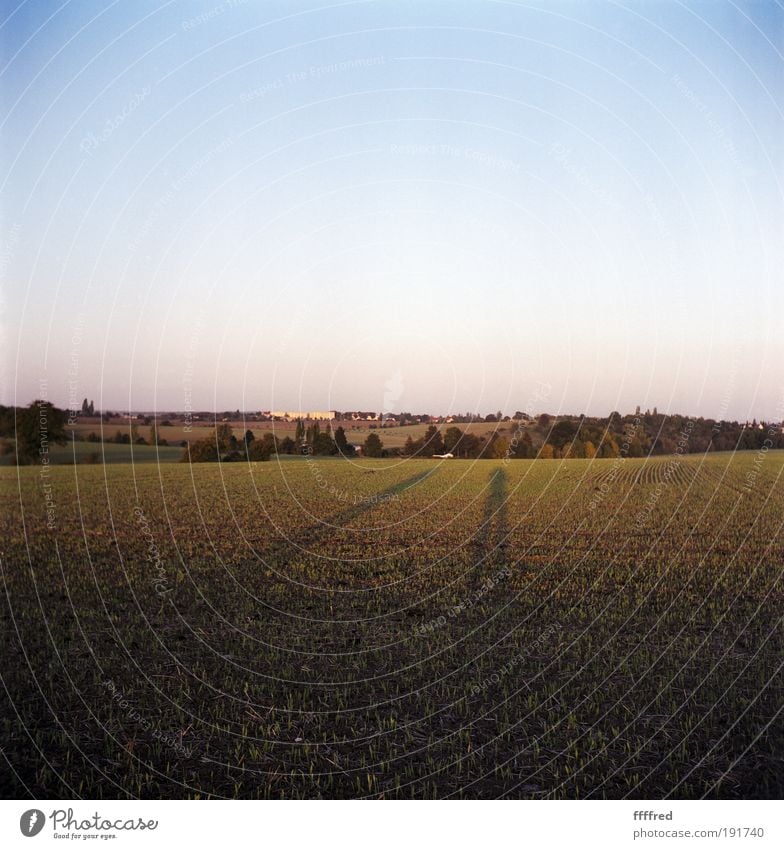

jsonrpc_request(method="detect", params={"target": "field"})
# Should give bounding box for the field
[1,451,782,799]
[0,441,185,467]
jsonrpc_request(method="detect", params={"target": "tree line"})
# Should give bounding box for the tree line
[183,420,368,463]
[1,402,782,465]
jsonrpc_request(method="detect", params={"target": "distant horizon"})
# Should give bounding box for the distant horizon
[15,396,782,425]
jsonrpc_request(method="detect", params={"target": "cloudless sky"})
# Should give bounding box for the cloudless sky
[2,0,783,419]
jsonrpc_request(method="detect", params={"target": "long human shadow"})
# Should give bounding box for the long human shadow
[468,467,509,591]
[257,466,439,562]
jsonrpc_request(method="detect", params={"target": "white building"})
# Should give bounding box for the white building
[269,410,335,421]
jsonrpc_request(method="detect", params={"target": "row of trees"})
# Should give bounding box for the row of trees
[184,421,372,463]
[2,402,783,465]
[532,413,784,459]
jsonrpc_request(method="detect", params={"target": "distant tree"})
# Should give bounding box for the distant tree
[88,400,94,416]
[490,436,509,459]
[182,437,218,463]
[295,418,305,446]
[459,432,482,458]
[538,443,555,459]
[443,426,464,455]
[420,425,444,457]
[279,436,296,454]
[363,432,383,457]
[600,437,619,458]
[149,421,159,446]
[215,423,234,453]
[248,439,271,461]
[509,429,533,459]
[627,438,644,458]
[562,439,584,459]
[14,400,69,464]
[181,425,234,462]
[258,433,279,455]
[334,426,354,457]
[537,413,551,429]
[81,398,89,414]
[549,420,578,449]
[244,429,255,450]
[312,431,337,455]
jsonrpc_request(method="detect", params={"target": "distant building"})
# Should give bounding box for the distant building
[269,410,335,421]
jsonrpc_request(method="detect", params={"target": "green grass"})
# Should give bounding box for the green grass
[1,452,782,799]
[63,442,184,464]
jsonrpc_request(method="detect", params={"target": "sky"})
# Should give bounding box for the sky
[1,0,783,420]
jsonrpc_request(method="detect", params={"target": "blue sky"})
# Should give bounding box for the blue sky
[2,0,783,419]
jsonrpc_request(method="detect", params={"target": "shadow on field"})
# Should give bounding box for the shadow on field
[257,466,439,561]
[468,467,509,589]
